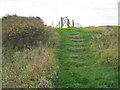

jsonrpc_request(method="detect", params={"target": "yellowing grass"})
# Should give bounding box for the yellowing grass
[88,26,118,66]
[3,46,58,88]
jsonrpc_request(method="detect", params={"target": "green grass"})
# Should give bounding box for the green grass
[54,27,118,88]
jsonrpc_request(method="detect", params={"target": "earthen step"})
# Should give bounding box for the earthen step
[66,44,86,47]
[70,40,85,42]
[69,55,81,58]
[67,48,85,52]
[61,29,71,30]
[68,33,79,35]
[75,62,86,67]
[67,37,84,39]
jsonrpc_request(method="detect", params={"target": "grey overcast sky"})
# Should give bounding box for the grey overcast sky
[0,0,119,27]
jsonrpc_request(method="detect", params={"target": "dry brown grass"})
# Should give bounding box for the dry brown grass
[3,46,58,88]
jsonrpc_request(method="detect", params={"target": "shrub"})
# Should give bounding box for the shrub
[2,15,59,49]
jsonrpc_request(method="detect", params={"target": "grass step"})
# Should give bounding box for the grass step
[69,55,82,58]
[61,29,72,30]
[67,48,85,52]
[75,62,87,67]
[69,55,86,60]
[64,62,87,68]
[67,37,84,39]
[62,61,87,68]
[66,44,86,47]
[67,33,79,35]
[70,40,85,42]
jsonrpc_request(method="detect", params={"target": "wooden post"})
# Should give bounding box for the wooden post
[72,20,74,27]
[59,21,60,28]
[52,22,54,27]
[67,19,70,28]
[61,17,63,28]
[78,23,79,27]
[75,23,77,27]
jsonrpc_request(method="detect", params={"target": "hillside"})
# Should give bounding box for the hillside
[2,15,118,88]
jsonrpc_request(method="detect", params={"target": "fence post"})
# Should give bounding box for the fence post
[78,23,79,27]
[61,17,63,28]
[52,22,54,27]
[59,21,60,28]
[72,20,74,27]
[67,19,70,28]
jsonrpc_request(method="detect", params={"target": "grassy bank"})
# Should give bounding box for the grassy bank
[2,15,59,88]
[86,26,118,66]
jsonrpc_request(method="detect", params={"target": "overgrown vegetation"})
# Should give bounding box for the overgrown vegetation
[3,46,58,88]
[86,26,118,66]
[2,15,59,88]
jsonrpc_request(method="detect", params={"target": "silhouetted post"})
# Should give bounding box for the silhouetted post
[75,23,77,27]
[78,23,79,27]
[52,22,54,27]
[59,21,60,28]
[61,17,63,28]
[67,19,70,28]
[72,20,74,27]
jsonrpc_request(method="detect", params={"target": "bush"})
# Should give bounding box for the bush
[2,15,59,49]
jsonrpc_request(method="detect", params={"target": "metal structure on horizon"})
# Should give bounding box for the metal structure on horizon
[56,17,78,28]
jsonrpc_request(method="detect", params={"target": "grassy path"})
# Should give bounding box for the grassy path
[54,28,118,88]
